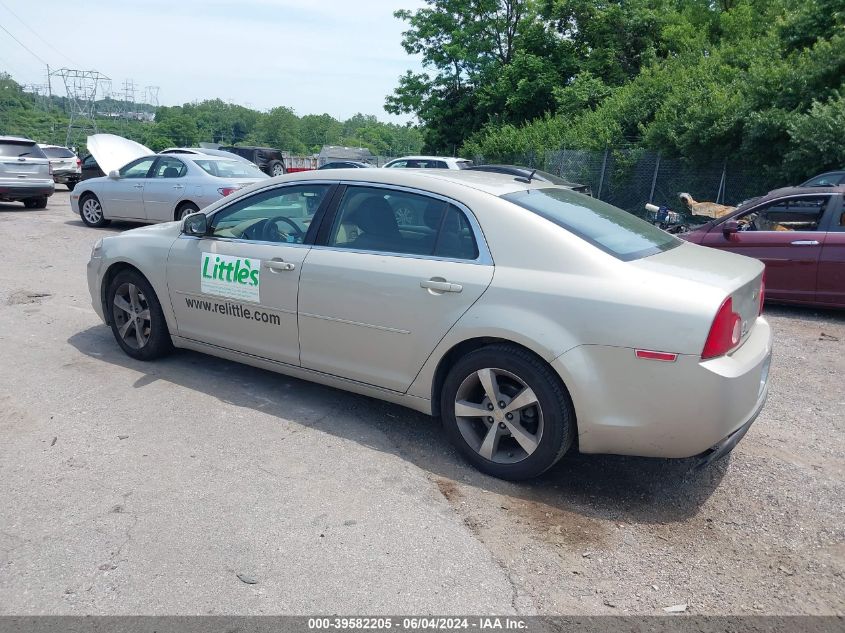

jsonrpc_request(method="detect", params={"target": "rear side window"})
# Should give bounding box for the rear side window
[42,147,75,158]
[0,142,46,158]
[503,188,679,261]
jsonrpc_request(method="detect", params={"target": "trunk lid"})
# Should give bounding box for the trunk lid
[0,156,51,180]
[631,242,764,345]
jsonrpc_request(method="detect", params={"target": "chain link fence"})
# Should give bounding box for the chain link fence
[476,148,779,215]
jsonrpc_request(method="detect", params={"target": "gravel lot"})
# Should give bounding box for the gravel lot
[0,190,842,615]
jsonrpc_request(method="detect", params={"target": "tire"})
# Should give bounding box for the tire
[176,202,200,221]
[440,344,575,480]
[105,269,173,361]
[23,199,38,209]
[268,160,285,177]
[34,196,48,209]
[79,193,110,228]
[67,181,76,191]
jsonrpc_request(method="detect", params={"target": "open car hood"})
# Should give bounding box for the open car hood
[87,134,153,174]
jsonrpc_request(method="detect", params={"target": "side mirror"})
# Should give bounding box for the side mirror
[182,212,208,236]
[108,170,120,179]
[722,220,739,237]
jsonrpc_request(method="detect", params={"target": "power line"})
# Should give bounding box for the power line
[0,0,77,66]
[0,21,48,66]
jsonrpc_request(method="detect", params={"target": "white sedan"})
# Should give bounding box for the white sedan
[71,153,268,227]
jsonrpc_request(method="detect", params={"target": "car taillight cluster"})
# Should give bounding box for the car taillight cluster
[217,186,241,196]
[701,297,742,360]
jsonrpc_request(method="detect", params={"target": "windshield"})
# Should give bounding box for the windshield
[0,142,46,158]
[42,147,76,158]
[193,159,266,179]
[503,188,680,261]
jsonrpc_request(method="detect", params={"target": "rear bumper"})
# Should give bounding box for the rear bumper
[0,183,55,199]
[695,388,767,467]
[53,172,81,184]
[552,317,773,458]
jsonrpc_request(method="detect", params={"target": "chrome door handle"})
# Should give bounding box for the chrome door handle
[265,259,296,272]
[420,279,463,293]
[133,184,144,189]
[172,184,184,189]
[790,240,819,246]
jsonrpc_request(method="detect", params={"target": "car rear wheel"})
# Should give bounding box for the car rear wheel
[177,202,200,220]
[33,196,48,209]
[80,194,110,228]
[106,270,173,361]
[66,182,76,191]
[269,160,285,176]
[23,199,38,209]
[440,344,575,480]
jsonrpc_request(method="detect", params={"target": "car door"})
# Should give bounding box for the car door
[143,156,188,222]
[298,184,494,392]
[166,182,335,365]
[699,194,832,303]
[817,194,845,307]
[101,157,156,219]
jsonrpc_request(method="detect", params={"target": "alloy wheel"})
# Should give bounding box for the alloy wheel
[111,282,152,350]
[272,164,284,176]
[81,198,103,224]
[453,368,544,464]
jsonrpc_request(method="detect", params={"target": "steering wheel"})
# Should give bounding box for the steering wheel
[262,216,305,242]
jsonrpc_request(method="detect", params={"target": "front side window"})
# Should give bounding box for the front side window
[120,157,156,178]
[734,196,829,232]
[209,184,330,244]
[327,186,479,259]
[151,156,187,178]
[503,187,679,261]
[385,160,407,169]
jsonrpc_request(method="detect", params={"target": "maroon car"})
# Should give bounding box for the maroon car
[681,186,845,308]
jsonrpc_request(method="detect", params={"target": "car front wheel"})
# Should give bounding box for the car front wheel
[106,270,173,361]
[80,194,110,227]
[177,202,200,220]
[440,344,575,480]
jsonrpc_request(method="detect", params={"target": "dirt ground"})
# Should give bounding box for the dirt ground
[0,190,842,615]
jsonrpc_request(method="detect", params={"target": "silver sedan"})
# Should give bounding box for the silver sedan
[71,154,268,228]
[86,169,771,480]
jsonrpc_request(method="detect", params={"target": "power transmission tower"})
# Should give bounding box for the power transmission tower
[50,68,109,148]
[144,85,159,108]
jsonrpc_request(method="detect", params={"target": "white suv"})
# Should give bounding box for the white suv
[0,136,54,208]
[39,144,81,191]
[383,155,473,170]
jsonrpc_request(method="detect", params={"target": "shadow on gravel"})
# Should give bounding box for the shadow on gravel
[69,325,727,527]
[0,202,30,212]
[63,219,140,233]
[764,304,845,322]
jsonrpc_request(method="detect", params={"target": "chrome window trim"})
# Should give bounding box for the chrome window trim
[326,180,494,266]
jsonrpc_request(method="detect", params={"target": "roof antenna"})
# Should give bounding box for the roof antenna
[515,169,537,184]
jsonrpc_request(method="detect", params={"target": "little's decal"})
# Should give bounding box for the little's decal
[201,252,260,302]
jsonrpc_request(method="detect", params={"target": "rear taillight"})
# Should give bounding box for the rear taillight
[702,297,742,360]
[76,158,82,167]
[48,163,53,175]
[217,186,241,196]
[759,272,765,315]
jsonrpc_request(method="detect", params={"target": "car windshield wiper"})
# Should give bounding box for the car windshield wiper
[17,151,32,157]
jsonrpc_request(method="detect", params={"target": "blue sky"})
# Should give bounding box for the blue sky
[0,0,424,122]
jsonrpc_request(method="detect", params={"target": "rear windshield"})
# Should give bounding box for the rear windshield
[193,159,266,179]
[503,188,680,261]
[42,147,75,158]
[0,142,46,158]
[456,160,473,169]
